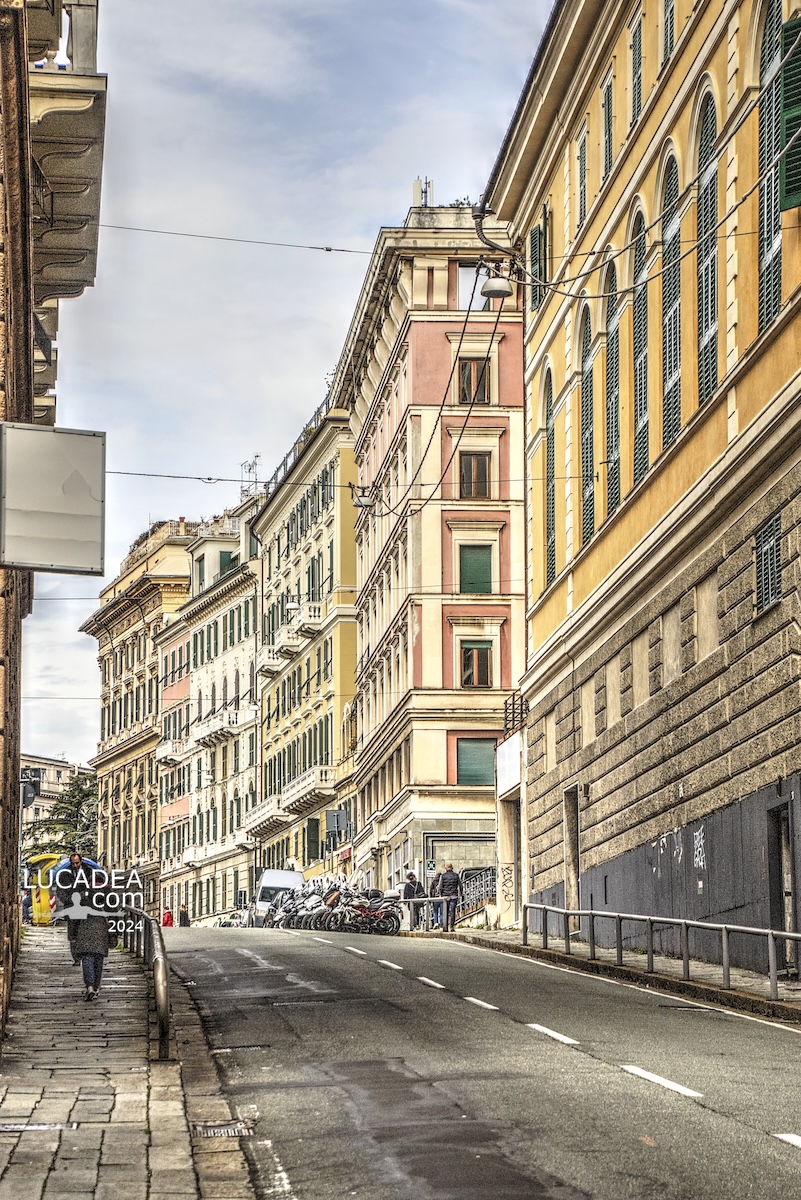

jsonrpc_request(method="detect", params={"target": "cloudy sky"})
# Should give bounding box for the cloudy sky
[22,0,551,765]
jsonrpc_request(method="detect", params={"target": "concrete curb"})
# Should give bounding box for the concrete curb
[424,930,801,1023]
[168,972,256,1200]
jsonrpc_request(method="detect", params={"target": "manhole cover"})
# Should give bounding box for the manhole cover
[191,1120,253,1138]
[0,1123,78,1132]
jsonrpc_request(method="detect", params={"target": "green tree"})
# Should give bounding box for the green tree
[23,773,98,860]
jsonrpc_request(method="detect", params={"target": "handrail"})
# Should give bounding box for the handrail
[120,905,171,1059]
[522,903,801,1001]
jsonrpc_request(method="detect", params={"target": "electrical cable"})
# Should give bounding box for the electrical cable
[99,224,370,256]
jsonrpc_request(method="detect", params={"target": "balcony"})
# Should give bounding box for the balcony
[155,737,190,765]
[193,709,240,747]
[279,766,336,816]
[291,602,323,637]
[275,624,303,659]
[243,797,290,838]
[256,645,283,677]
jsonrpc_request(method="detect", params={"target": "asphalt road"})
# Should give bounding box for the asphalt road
[166,927,801,1200]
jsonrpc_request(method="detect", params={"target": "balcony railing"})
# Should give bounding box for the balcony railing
[154,737,191,765]
[256,645,283,676]
[503,693,529,737]
[243,797,289,837]
[290,602,323,637]
[31,155,53,225]
[279,765,336,814]
[193,709,240,747]
[275,624,303,659]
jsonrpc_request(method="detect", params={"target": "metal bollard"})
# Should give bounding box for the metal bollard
[522,905,529,946]
[563,911,571,954]
[681,922,690,980]
[615,914,623,966]
[722,926,730,990]
[542,907,549,950]
[768,931,779,1000]
[588,912,596,960]
[646,918,654,974]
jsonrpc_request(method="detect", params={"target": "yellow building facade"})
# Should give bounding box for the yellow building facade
[487,0,801,961]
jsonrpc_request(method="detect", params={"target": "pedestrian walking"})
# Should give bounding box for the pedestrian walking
[55,851,89,965]
[74,911,115,1001]
[430,868,443,929]
[178,904,191,927]
[403,872,426,929]
[438,862,463,932]
[162,909,174,927]
[21,889,32,924]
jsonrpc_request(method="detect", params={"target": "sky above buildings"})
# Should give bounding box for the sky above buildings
[22,0,551,766]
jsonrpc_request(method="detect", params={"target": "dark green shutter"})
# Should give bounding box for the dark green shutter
[605,268,621,512]
[759,0,782,329]
[755,513,782,612]
[307,818,320,864]
[459,545,492,593]
[661,159,681,447]
[697,97,718,404]
[663,0,674,61]
[632,20,642,122]
[456,739,495,786]
[633,216,649,484]
[578,136,587,225]
[545,373,556,584]
[603,79,613,175]
[781,17,801,210]
[530,224,543,310]
[580,314,594,545]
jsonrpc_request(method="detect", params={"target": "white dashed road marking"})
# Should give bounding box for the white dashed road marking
[621,1065,702,1098]
[464,997,499,1010]
[345,946,367,955]
[418,977,446,989]
[774,1134,801,1149]
[527,1023,579,1045]
[313,937,332,944]
[378,960,403,970]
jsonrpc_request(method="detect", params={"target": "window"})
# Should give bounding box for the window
[697,96,718,403]
[631,18,642,124]
[196,556,205,590]
[461,642,492,688]
[781,17,801,211]
[530,222,544,310]
[459,544,492,594]
[580,312,594,545]
[459,358,488,405]
[759,0,783,329]
[545,372,556,584]
[456,738,495,786]
[603,77,613,177]
[460,452,490,499]
[755,513,782,612]
[663,0,674,61]
[605,268,621,514]
[662,157,681,447]
[578,132,587,226]
[632,215,649,483]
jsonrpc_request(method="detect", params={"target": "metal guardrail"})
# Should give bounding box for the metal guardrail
[398,897,491,932]
[522,903,801,1002]
[120,905,170,1059]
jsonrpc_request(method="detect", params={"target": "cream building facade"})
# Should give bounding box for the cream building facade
[247,399,358,880]
[328,204,526,893]
[487,0,801,964]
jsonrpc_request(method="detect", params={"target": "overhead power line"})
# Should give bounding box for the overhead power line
[99,224,371,256]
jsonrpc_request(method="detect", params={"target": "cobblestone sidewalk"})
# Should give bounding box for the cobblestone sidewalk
[0,926,196,1200]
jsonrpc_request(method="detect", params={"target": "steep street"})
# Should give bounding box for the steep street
[168,928,801,1200]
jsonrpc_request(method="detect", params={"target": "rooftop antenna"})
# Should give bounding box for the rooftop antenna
[240,455,260,500]
[412,177,434,208]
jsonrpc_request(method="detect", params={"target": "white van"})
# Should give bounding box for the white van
[248,869,305,927]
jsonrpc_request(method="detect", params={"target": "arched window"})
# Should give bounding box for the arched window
[632,215,649,483]
[580,313,594,545]
[697,96,718,403]
[605,266,621,514]
[759,0,782,330]
[545,372,556,584]
[662,157,681,446]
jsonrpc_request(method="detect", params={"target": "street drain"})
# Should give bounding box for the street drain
[0,1123,78,1132]
[191,1120,253,1138]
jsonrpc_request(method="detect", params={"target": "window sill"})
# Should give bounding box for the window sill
[753,597,782,622]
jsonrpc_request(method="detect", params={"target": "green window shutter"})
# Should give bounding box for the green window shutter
[663,0,674,61]
[759,0,783,330]
[530,224,543,310]
[456,739,496,786]
[307,817,320,864]
[605,268,621,512]
[661,158,681,446]
[632,20,642,122]
[578,136,587,225]
[755,513,782,612]
[632,216,649,484]
[603,79,613,176]
[545,373,556,583]
[459,544,492,594]
[781,17,801,210]
[580,314,594,545]
[697,97,718,404]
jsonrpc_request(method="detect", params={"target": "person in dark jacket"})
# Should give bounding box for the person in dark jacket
[402,872,426,929]
[178,905,191,927]
[55,852,89,965]
[438,863,463,932]
[74,911,114,1001]
[430,870,443,929]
